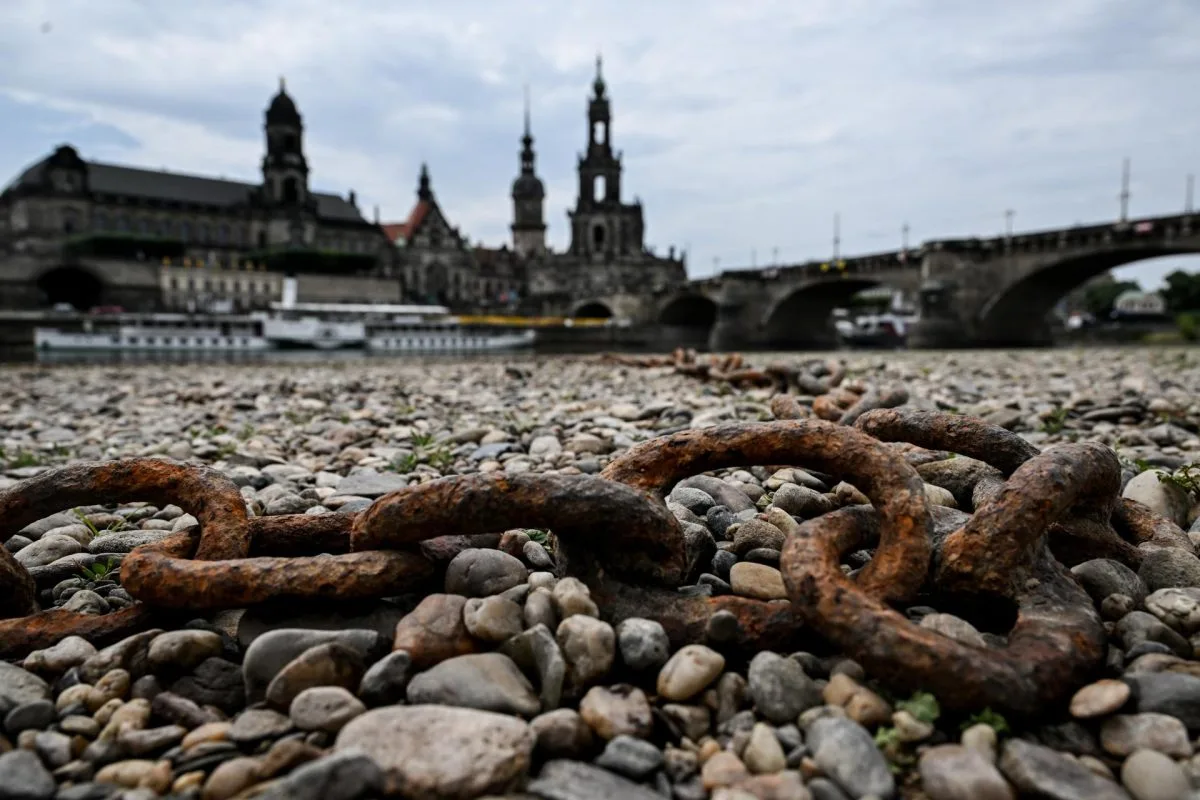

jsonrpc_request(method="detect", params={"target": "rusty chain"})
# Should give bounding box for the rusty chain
[0,404,1191,718]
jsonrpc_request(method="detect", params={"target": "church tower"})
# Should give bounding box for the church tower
[568,56,644,259]
[261,78,309,207]
[510,87,547,258]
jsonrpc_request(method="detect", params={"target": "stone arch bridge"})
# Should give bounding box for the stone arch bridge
[568,212,1200,350]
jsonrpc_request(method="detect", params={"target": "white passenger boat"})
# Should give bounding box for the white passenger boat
[34,314,271,352]
[33,280,538,353]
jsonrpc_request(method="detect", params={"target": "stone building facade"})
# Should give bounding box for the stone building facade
[0,80,392,311]
[382,165,524,310]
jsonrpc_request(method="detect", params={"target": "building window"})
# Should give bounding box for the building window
[139,217,154,235]
[217,224,229,244]
[180,221,192,241]
[93,212,109,232]
[116,215,131,232]
[198,223,210,243]
[282,177,299,204]
[592,223,606,249]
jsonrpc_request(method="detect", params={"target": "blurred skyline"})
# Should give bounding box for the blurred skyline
[1,0,1198,286]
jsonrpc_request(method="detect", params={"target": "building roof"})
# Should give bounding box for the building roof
[382,201,432,244]
[6,148,366,223]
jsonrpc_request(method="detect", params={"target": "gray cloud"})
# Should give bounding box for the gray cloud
[1,0,1198,284]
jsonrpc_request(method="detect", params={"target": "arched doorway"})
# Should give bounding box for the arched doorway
[36,266,105,310]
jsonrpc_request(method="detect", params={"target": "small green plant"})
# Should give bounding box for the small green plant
[72,508,101,538]
[873,726,900,749]
[79,558,118,582]
[873,726,915,774]
[392,452,419,473]
[427,448,455,472]
[411,432,435,449]
[962,708,1010,736]
[2,448,43,469]
[1039,407,1069,434]
[338,412,351,424]
[526,529,550,546]
[237,423,255,441]
[1159,462,1200,501]
[896,691,940,724]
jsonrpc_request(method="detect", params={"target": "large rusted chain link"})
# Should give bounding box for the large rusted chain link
[0,458,255,626]
[854,407,1195,566]
[122,525,434,609]
[0,459,253,562]
[780,503,1105,716]
[601,419,933,605]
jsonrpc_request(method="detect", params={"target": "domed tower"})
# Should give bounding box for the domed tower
[510,86,546,257]
[261,77,309,207]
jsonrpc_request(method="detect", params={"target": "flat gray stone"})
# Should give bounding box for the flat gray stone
[335,705,534,798]
[333,471,409,499]
[999,739,1128,800]
[528,759,663,800]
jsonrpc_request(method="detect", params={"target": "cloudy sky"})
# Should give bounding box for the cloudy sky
[2,0,1199,286]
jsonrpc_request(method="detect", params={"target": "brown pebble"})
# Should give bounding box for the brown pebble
[257,738,322,779]
[201,756,262,800]
[181,722,232,751]
[172,771,206,793]
[392,594,480,669]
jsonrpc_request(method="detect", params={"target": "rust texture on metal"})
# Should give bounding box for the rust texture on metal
[781,506,1106,716]
[602,420,932,604]
[769,395,810,420]
[354,473,686,587]
[937,443,1121,595]
[857,406,1196,568]
[855,407,1040,476]
[1111,498,1194,553]
[0,548,38,621]
[121,527,435,609]
[838,385,909,426]
[0,604,157,660]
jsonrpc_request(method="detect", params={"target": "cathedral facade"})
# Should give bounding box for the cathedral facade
[515,58,688,317]
[389,58,688,318]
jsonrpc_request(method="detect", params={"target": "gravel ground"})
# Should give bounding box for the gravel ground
[1,348,1200,800]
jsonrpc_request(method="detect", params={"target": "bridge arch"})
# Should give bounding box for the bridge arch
[764,278,881,349]
[35,265,106,310]
[976,245,1200,346]
[572,300,614,319]
[658,292,718,350]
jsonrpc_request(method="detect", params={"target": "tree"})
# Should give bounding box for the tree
[1083,280,1140,318]
[1160,270,1200,313]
